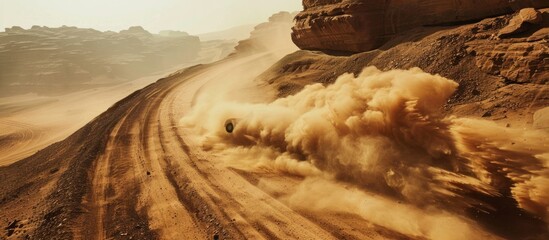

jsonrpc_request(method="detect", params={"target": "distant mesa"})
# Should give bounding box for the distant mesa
[159,30,190,37]
[4,26,25,33]
[292,0,549,52]
[120,26,149,34]
[119,26,153,38]
[0,25,201,96]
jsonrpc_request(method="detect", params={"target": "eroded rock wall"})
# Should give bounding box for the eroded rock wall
[292,0,549,52]
[266,9,549,123]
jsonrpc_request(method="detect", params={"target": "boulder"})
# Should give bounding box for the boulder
[292,0,549,52]
[498,8,543,37]
[520,8,543,24]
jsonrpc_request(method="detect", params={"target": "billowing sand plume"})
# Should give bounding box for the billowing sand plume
[182,67,549,238]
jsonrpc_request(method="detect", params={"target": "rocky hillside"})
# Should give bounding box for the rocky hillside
[263,7,549,129]
[292,0,549,52]
[0,26,201,96]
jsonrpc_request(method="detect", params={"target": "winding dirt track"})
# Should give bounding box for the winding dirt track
[75,53,405,240]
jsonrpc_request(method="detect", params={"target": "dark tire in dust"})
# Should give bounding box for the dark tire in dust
[225,119,235,133]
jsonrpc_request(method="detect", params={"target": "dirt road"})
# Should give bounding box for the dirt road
[63,51,406,240]
[3,47,545,239]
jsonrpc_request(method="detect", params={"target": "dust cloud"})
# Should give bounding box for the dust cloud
[181,66,549,238]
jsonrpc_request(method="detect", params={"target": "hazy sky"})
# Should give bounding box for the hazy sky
[0,0,302,34]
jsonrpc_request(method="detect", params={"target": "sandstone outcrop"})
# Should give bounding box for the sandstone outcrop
[292,0,549,52]
[498,8,543,37]
[263,10,549,129]
[468,8,548,84]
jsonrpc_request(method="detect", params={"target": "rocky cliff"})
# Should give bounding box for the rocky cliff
[292,0,549,52]
[0,26,201,96]
[259,11,549,237]
[263,8,549,132]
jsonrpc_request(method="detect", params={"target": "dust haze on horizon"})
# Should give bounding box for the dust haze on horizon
[0,0,302,34]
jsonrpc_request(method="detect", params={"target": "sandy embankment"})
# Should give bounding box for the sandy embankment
[0,64,191,166]
[0,32,240,166]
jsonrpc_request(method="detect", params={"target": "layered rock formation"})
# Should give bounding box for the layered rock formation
[0,26,201,96]
[292,0,549,52]
[466,8,549,84]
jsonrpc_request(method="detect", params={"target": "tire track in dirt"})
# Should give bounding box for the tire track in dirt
[88,102,138,240]
[85,70,209,239]
[157,80,336,239]
[135,84,206,239]
[81,53,406,239]
[0,119,44,165]
[155,53,409,239]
